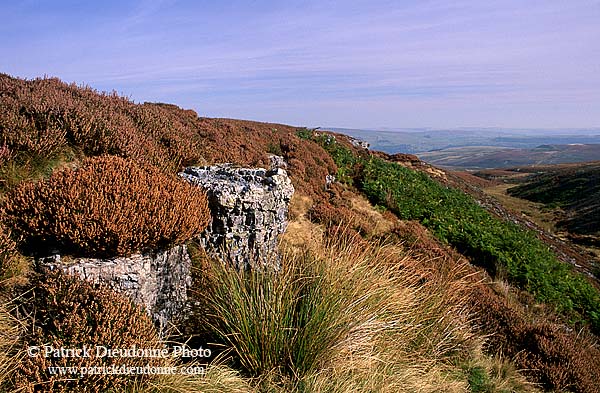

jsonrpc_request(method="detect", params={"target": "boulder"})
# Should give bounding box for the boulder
[40,245,191,332]
[180,163,294,270]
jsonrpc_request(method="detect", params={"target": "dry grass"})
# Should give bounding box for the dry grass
[348,194,396,236]
[189,226,503,392]
[129,363,252,393]
[282,194,324,254]
[0,299,24,390]
[483,183,559,234]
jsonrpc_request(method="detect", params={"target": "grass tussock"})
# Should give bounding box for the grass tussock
[0,299,24,390]
[3,155,211,257]
[132,363,252,393]
[190,227,504,392]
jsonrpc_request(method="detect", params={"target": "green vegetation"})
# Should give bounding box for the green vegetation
[508,163,600,236]
[467,366,493,393]
[309,131,600,333]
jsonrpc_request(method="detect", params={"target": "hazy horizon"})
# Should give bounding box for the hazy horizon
[2,0,599,129]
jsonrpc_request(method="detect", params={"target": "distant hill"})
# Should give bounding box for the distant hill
[507,162,600,238]
[417,144,600,169]
[328,127,600,154]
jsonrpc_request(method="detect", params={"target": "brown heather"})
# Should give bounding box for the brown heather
[0,74,340,203]
[12,271,166,392]
[0,223,16,266]
[191,118,338,199]
[473,281,600,393]
[3,156,211,257]
[0,74,204,172]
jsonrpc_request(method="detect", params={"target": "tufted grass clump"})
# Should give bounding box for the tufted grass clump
[3,155,211,257]
[191,229,486,391]
[0,300,24,391]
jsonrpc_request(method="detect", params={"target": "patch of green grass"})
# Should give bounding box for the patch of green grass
[267,141,283,156]
[467,366,492,393]
[0,148,80,196]
[295,127,314,141]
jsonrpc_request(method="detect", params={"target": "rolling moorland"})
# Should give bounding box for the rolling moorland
[418,145,600,170]
[473,162,600,259]
[1,74,600,392]
[331,127,600,170]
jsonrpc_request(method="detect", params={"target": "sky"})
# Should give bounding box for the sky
[1,0,599,129]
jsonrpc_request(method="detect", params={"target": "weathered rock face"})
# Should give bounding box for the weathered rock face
[180,163,294,270]
[36,162,294,329]
[40,245,191,332]
[348,136,370,149]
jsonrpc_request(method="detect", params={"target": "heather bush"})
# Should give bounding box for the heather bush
[0,74,204,172]
[1,74,344,204]
[191,119,338,199]
[11,271,165,392]
[3,156,211,257]
[0,223,16,267]
[473,282,600,392]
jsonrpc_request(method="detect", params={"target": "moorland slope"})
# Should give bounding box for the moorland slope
[1,74,600,392]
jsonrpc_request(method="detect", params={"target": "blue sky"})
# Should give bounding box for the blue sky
[2,0,599,129]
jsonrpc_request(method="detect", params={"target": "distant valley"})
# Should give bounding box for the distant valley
[418,144,600,169]
[329,127,600,169]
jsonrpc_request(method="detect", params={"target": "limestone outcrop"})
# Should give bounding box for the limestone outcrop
[40,245,191,332]
[37,162,294,328]
[180,163,294,270]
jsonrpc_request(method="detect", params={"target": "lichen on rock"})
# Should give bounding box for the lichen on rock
[180,163,294,270]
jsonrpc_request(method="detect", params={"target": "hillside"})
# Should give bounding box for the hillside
[506,162,600,238]
[417,144,600,170]
[2,74,600,392]
[332,127,600,155]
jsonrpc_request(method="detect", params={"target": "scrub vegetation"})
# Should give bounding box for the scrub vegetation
[1,74,599,392]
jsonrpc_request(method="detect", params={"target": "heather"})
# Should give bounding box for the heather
[2,74,599,391]
[3,156,211,257]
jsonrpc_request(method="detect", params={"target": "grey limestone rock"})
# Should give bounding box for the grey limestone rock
[268,154,288,169]
[348,136,370,149]
[180,163,294,270]
[40,245,191,332]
